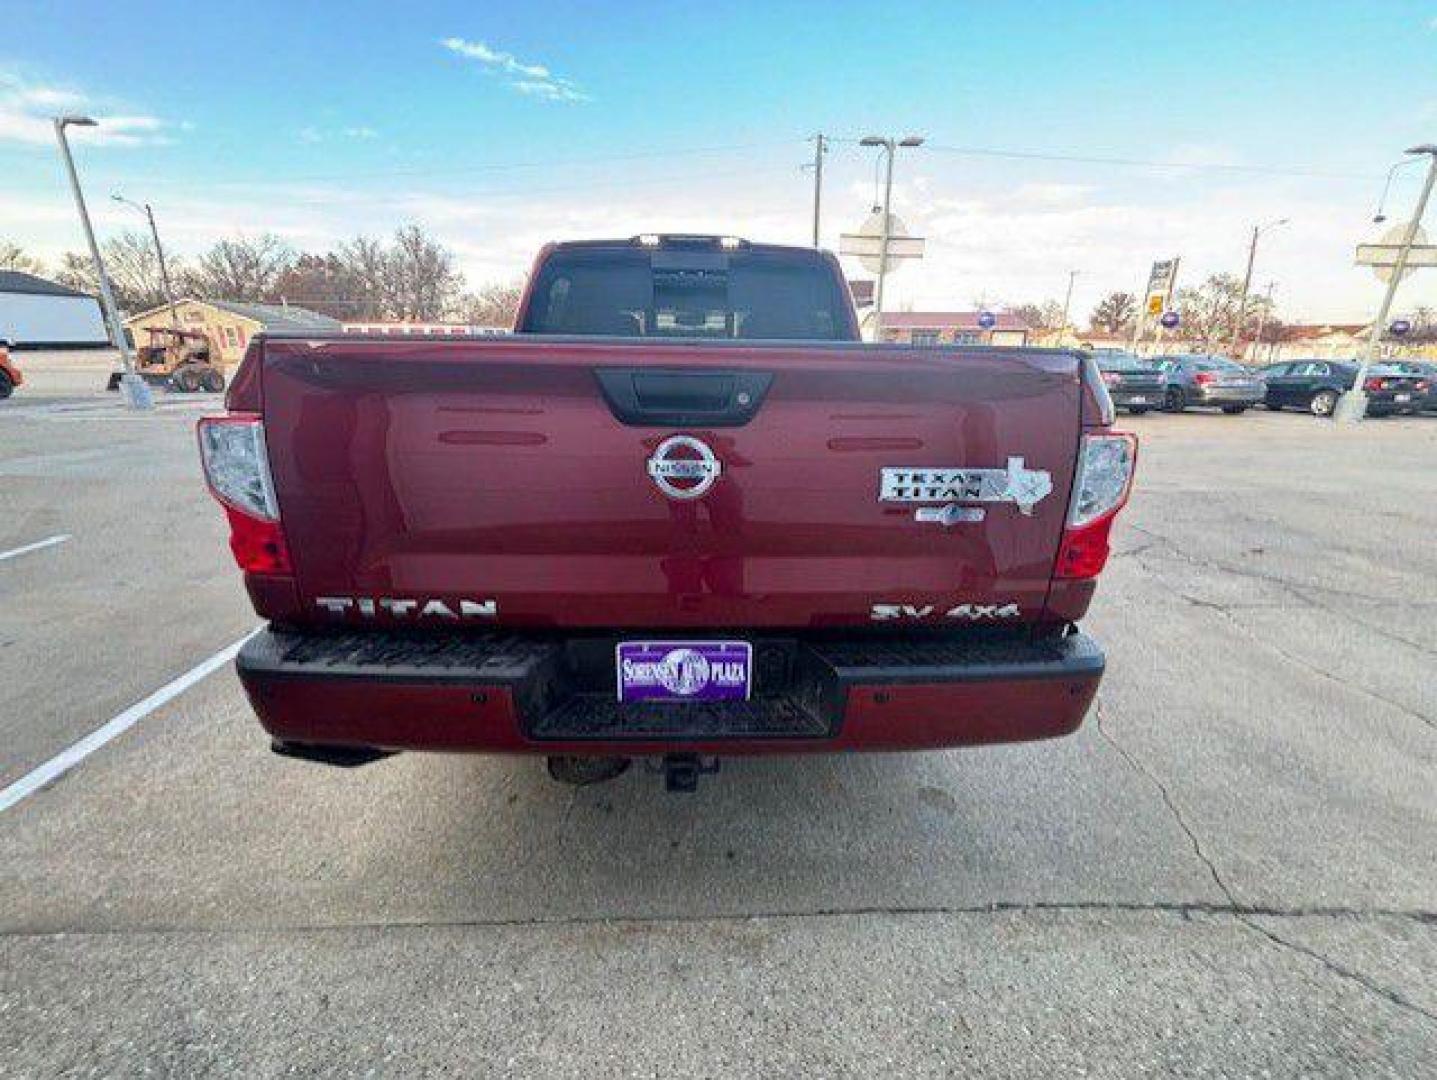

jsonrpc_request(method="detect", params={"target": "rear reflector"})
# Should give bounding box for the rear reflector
[222,505,292,574]
[198,414,291,574]
[1056,432,1138,580]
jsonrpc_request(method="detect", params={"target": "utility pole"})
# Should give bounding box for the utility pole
[54,116,152,410]
[1337,144,1437,423]
[859,134,924,340]
[113,194,178,331]
[1229,218,1288,356]
[810,133,826,248]
[1059,269,1079,343]
[1252,281,1276,362]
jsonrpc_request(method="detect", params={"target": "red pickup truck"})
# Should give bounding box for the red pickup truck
[199,235,1135,790]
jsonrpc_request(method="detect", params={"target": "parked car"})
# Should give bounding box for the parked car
[1258,359,1425,416]
[0,339,23,399]
[1260,359,1353,417]
[1379,361,1437,414]
[1260,359,1427,417]
[200,233,1137,792]
[1093,351,1165,414]
[1364,364,1430,415]
[1153,355,1265,413]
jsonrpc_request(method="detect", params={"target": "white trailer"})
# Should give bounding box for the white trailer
[0,271,109,347]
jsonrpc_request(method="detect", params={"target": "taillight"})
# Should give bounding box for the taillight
[1364,377,1385,392]
[197,414,292,574]
[1194,372,1216,387]
[1416,380,1430,392]
[1101,370,1121,386]
[1055,432,1138,580]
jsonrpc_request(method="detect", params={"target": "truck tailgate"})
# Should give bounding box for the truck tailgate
[258,337,1083,629]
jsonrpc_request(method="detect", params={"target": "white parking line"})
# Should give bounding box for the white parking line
[0,534,71,562]
[0,629,259,814]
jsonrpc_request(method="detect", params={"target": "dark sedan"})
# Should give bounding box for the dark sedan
[1094,352,1166,413]
[1261,360,1428,417]
[1153,355,1265,413]
[1260,360,1353,417]
[1381,361,1437,413]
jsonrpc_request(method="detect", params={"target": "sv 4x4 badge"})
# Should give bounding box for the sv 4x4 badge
[872,602,1021,622]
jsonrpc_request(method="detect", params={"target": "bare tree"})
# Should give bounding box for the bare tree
[1009,300,1064,330]
[1089,291,1136,333]
[274,253,361,319]
[100,230,174,313]
[336,236,391,320]
[455,281,524,327]
[386,224,462,320]
[54,252,96,295]
[184,234,295,301]
[1407,305,1437,345]
[0,241,45,275]
[1176,274,1273,352]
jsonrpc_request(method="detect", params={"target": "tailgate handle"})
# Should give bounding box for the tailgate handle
[595,368,773,427]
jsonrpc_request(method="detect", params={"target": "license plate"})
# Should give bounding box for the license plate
[1128,395,1148,404]
[616,641,752,702]
[1396,393,1411,403]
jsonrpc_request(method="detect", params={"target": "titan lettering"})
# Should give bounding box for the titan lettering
[314,596,499,620]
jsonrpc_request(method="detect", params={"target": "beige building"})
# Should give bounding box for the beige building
[868,310,1031,347]
[124,299,341,366]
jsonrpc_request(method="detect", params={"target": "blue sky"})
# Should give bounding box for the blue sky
[3,0,1436,319]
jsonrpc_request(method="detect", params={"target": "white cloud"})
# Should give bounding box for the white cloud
[441,37,590,103]
[296,124,381,143]
[0,69,171,147]
[5,147,1433,324]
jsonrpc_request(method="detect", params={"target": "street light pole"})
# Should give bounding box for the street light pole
[53,116,152,410]
[860,134,924,340]
[1337,144,1437,424]
[810,133,826,248]
[1229,218,1287,358]
[1060,269,1079,343]
[1252,281,1276,361]
[876,141,895,337]
[113,194,178,331]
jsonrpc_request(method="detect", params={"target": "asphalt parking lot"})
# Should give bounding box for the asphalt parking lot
[1,386,1434,1076]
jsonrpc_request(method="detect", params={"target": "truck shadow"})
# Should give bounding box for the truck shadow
[401,728,1168,920]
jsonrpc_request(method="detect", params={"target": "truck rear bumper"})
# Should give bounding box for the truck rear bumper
[237,626,1104,757]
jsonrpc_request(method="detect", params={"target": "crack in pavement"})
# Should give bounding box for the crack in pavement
[1122,529,1437,734]
[1174,591,1437,734]
[1126,523,1437,660]
[2,900,1433,941]
[1094,697,1437,1026]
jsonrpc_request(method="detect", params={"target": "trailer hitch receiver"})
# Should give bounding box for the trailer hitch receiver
[661,754,720,793]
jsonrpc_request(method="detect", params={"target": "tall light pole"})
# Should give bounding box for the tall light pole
[53,116,152,409]
[810,133,827,247]
[1229,218,1288,357]
[1337,144,1437,423]
[1059,269,1079,343]
[860,134,924,339]
[1252,280,1276,361]
[112,193,179,331]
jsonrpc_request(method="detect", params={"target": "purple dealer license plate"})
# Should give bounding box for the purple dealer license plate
[616,641,752,703]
